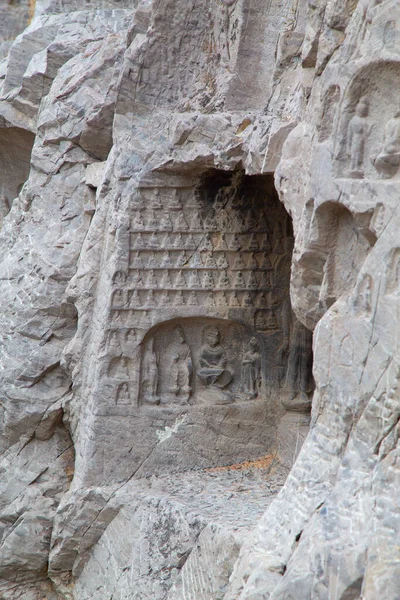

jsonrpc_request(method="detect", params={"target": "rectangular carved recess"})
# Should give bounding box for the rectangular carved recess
[107,170,296,411]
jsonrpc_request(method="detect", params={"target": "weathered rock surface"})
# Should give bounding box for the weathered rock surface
[0,0,399,598]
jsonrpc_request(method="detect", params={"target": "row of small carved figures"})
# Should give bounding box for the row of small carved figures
[128,232,284,253]
[129,210,271,234]
[112,269,274,296]
[105,310,280,352]
[125,251,276,272]
[111,289,274,310]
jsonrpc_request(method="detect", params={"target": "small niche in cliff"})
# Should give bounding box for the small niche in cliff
[0,126,34,227]
[298,201,375,325]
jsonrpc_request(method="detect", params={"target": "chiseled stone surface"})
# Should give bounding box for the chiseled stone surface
[0,0,399,598]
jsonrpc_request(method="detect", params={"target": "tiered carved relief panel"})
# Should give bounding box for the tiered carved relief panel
[106,176,306,408]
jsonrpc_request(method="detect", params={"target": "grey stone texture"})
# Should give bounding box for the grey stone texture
[0,0,399,598]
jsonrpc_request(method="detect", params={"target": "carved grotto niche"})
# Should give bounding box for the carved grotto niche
[336,61,400,180]
[140,318,266,407]
[94,170,315,478]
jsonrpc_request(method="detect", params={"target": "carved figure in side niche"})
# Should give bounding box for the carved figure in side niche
[142,338,159,404]
[279,297,314,412]
[164,326,193,402]
[198,326,233,389]
[373,110,400,178]
[241,338,261,399]
[113,271,127,285]
[116,382,130,404]
[355,274,373,314]
[347,97,372,178]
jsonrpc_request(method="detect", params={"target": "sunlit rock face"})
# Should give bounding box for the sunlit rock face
[0,0,399,598]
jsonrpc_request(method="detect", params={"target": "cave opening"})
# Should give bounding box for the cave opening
[196,168,313,414]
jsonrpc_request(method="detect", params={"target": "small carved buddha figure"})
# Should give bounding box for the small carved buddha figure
[164,326,193,402]
[216,253,229,269]
[188,270,201,288]
[241,337,261,399]
[175,212,189,230]
[247,234,259,251]
[347,97,371,178]
[142,338,159,405]
[190,212,202,230]
[218,271,230,289]
[160,251,171,268]
[202,271,215,289]
[373,109,400,178]
[233,271,246,289]
[279,297,314,412]
[232,253,246,270]
[216,233,228,250]
[198,326,233,389]
[117,382,130,404]
[188,290,199,305]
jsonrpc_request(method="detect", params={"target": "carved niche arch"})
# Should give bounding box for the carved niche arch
[335,60,400,179]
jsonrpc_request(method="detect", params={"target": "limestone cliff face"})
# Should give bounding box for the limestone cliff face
[0,0,399,598]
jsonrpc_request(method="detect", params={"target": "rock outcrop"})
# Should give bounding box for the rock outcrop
[0,0,399,598]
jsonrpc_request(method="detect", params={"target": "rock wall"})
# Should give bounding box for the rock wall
[0,0,399,598]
